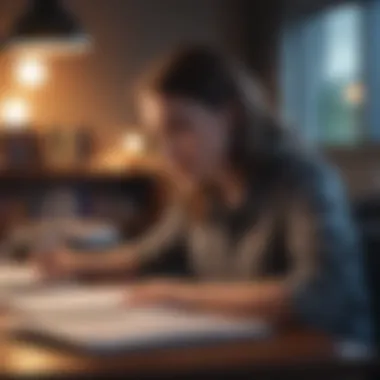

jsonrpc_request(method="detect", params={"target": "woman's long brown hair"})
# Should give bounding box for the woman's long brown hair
[140,45,298,220]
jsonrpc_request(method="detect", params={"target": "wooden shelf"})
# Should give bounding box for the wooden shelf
[0,159,163,182]
[0,169,156,183]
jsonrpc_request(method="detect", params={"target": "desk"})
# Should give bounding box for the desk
[2,326,336,378]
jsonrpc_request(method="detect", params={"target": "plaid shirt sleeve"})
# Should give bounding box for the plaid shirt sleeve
[286,156,373,346]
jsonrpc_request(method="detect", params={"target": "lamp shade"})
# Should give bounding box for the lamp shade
[6,0,91,56]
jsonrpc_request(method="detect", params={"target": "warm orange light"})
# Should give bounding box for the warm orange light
[344,82,365,105]
[15,56,47,88]
[1,98,30,128]
[122,133,145,154]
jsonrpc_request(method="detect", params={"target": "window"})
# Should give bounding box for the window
[320,5,364,145]
[281,2,370,146]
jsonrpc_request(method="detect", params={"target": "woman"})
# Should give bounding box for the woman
[47,45,371,349]
[127,45,372,349]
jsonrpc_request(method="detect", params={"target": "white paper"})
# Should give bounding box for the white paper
[0,264,41,307]
[8,284,127,313]
[23,306,270,350]
[0,264,40,295]
[9,284,270,350]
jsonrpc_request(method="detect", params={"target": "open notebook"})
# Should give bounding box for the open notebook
[8,285,271,353]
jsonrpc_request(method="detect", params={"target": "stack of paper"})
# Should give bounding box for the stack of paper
[8,285,271,353]
[23,307,270,352]
[8,284,126,313]
[0,263,41,302]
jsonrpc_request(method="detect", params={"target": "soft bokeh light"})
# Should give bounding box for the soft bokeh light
[122,133,145,154]
[15,57,47,88]
[1,98,30,129]
[344,82,365,105]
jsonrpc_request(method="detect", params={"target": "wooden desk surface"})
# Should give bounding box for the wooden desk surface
[2,327,335,377]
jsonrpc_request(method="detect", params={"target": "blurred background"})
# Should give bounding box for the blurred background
[0,0,377,197]
[0,0,379,377]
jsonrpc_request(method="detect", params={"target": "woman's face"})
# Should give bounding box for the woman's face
[141,95,232,182]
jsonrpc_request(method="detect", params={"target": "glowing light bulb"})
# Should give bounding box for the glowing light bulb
[344,82,365,105]
[1,98,30,129]
[122,133,145,154]
[15,57,47,88]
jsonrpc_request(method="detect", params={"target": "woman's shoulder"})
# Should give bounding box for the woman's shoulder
[283,150,336,182]
[279,150,348,210]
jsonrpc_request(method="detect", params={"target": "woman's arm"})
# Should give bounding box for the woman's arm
[41,198,185,277]
[130,279,292,322]
[52,245,140,276]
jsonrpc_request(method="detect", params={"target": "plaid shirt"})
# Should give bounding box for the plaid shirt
[287,156,373,347]
[134,153,373,347]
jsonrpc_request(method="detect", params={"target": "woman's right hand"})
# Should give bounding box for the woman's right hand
[35,249,142,280]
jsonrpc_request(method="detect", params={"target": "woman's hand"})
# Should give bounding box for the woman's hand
[128,280,290,321]
[129,279,191,307]
[35,246,142,280]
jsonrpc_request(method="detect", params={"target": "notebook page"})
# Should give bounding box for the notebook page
[0,264,39,288]
[9,284,271,351]
[0,264,41,304]
[8,284,127,313]
[21,307,271,350]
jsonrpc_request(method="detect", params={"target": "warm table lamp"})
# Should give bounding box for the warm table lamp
[0,98,41,170]
[4,0,92,57]
[1,98,30,130]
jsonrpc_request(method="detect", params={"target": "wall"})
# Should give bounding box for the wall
[242,0,282,105]
[0,0,243,130]
[327,148,380,199]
